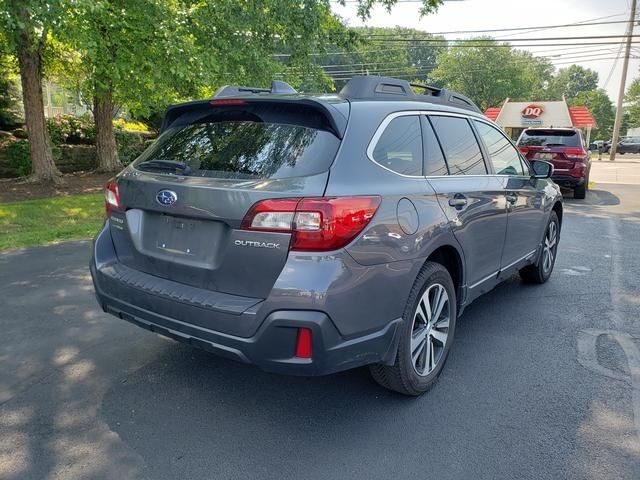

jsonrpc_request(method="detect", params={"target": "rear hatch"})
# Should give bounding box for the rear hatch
[517,129,584,171]
[107,98,347,299]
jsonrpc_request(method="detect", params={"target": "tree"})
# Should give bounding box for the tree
[570,89,615,140]
[0,0,63,182]
[625,77,640,129]
[548,64,598,100]
[319,27,446,90]
[429,38,553,110]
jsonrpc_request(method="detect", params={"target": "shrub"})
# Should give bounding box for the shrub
[4,139,31,176]
[115,129,150,165]
[47,114,95,145]
[113,118,150,132]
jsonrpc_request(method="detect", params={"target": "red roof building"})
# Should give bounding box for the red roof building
[483,98,597,142]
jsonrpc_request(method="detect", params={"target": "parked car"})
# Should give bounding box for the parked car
[611,136,640,154]
[90,76,563,395]
[516,127,591,199]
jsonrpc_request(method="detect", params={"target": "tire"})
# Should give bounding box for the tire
[573,182,586,199]
[370,262,457,396]
[520,211,560,284]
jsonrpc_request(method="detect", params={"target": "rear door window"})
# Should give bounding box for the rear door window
[429,115,487,175]
[422,116,448,176]
[518,129,581,147]
[474,121,525,176]
[372,115,423,176]
[133,103,341,180]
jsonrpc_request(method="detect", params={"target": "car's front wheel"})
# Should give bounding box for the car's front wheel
[520,210,560,284]
[370,262,456,396]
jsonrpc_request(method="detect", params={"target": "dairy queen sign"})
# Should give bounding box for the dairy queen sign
[521,104,544,125]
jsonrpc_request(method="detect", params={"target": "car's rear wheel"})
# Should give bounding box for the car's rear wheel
[370,262,456,396]
[574,182,586,199]
[520,211,559,284]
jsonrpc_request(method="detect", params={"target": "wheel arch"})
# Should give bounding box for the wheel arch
[552,200,563,227]
[423,244,464,309]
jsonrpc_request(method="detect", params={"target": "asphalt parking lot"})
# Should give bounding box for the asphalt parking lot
[1,184,640,480]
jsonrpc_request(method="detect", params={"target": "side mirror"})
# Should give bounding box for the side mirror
[530,160,554,179]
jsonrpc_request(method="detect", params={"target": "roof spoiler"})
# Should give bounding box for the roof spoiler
[338,76,481,113]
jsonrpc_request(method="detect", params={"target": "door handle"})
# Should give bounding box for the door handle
[448,195,468,209]
[506,193,518,204]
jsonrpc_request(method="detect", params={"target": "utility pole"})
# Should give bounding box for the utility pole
[610,0,637,161]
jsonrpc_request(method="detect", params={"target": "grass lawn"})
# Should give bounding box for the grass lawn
[0,193,104,251]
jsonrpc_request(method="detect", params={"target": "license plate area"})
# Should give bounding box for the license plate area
[535,152,554,160]
[156,215,200,256]
[137,211,226,268]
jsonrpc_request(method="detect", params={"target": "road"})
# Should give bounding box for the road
[1,184,640,480]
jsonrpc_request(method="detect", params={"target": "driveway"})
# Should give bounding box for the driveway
[1,184,639,480]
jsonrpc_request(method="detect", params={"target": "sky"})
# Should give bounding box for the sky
[330,0,640,101]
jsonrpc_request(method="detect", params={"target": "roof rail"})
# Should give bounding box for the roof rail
[337,76,481,113]
[214,80,297,98]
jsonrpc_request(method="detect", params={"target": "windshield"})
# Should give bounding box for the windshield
[133,111,341,180]
[519,129,581,147]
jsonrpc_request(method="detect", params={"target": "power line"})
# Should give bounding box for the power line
[358,34,640,42]
[314,52,621,75]
[360,17,632,37]
[323,57,639,81]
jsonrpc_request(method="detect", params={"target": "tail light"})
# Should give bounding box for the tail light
[518,147,529,154]
[105,180,121,216]
[564,148,587,159]
[241,196,381,252]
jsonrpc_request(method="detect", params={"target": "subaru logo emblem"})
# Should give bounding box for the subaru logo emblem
[156,190,178,206]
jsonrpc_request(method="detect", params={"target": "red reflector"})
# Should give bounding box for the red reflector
[105,179,121,216]
[518,147,529,154]
[209,99,247,106]
[295,328,312,358]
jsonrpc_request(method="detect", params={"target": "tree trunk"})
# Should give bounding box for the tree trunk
[93,89,121,172]
[16,31,62,183]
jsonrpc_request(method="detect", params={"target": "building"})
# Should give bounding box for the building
[484,98,597,144]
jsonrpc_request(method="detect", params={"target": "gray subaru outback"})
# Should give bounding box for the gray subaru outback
[90,76,562,395]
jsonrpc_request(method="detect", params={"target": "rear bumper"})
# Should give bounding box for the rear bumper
[90,224,402,376]
[552,175,585,188]
[92,267,401,376]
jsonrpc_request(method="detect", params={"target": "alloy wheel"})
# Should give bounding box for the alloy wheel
[410,283,451,376]
[542,220,557,273]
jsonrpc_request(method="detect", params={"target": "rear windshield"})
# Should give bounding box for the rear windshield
[133,105,341,180]
[519,129,581,147]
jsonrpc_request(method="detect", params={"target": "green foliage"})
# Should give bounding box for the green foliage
[0,193,104,250]
[430,38,554,110]
[4,139,31,176]
[625,77,640,129]
[570,89,615,140]
[114,129,149,165]
[320,27,446,91]
[113,118,149,132]
[0,52,21,130]
[47,114,95,145]
[548,65,599,100]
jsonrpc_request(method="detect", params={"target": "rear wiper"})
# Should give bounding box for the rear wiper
[137,159,192,175]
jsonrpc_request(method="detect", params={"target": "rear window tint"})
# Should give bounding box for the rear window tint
[430,116,487,175]
[519,129,581,147]
[133,105,340,180]
[372,116,423,176]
